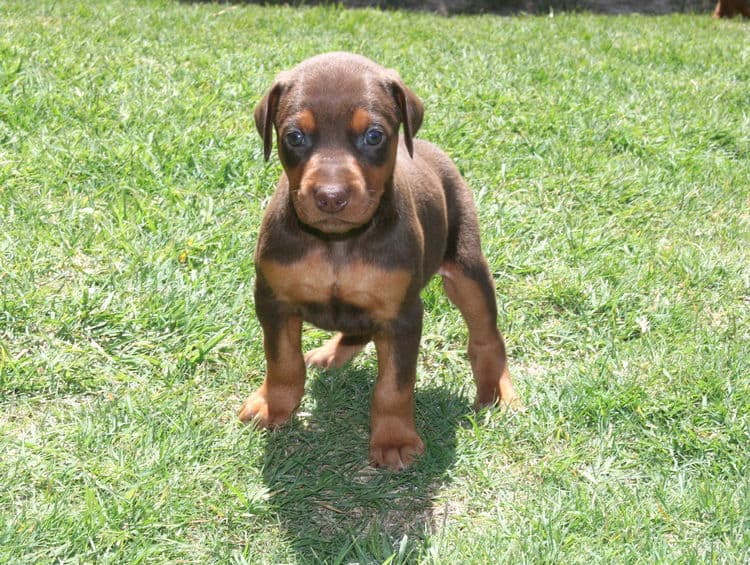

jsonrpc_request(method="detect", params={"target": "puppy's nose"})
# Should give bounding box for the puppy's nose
[314,185,349,213]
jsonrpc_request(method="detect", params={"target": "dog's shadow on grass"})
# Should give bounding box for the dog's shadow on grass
[261,365,468,563]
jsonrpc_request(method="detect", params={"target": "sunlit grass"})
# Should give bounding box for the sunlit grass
[1,1,748,563]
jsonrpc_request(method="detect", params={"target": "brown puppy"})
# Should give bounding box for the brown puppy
[240,52,518,470]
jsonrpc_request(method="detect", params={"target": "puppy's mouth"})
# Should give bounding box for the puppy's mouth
[308,217,364,234]
[293,191,379,235]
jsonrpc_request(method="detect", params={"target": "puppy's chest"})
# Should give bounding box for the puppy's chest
[258,250,412,325]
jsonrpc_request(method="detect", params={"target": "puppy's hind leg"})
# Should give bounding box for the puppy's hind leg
[440,246,519,409]
[438,207,520,408]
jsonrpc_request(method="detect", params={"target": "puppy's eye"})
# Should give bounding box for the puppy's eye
[285,130,305,147]
[364,128,384,146]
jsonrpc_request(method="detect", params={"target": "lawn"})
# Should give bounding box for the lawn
[1,1,749,563]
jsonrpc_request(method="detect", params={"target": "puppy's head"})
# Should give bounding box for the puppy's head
[254,52,423,235]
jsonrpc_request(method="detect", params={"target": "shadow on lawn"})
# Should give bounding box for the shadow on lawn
[261,366,467,563]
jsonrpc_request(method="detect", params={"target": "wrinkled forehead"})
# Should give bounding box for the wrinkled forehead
[277,70,398,128]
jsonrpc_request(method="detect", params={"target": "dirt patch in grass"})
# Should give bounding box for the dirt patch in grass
[186,0,718,15]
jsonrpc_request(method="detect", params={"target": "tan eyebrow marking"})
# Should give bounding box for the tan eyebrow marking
[350,108,371,134]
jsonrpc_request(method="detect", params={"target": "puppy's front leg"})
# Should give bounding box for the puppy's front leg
[239,284,305,427]
[369,301,425,471]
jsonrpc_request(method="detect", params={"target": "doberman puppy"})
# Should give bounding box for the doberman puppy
[240,52,518,470]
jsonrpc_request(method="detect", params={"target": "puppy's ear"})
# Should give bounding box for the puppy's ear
[386,70,424,158]
[254,76,287,161]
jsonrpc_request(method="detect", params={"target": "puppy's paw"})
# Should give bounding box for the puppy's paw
[304,333,365,369]
[303,345,341,369]
[475,375,523,412]
[369,419,424,471]
[238,385,300,428]
[474,391,524,413]
[498,392,524,412]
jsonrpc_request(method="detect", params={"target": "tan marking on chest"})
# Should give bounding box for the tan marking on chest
[260,250,334,304]
[336,262,413,320]
[259,252,413,321]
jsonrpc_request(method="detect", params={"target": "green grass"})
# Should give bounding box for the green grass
[1,1,749,563]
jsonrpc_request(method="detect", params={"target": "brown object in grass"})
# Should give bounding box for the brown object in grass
[713,0,750,17]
